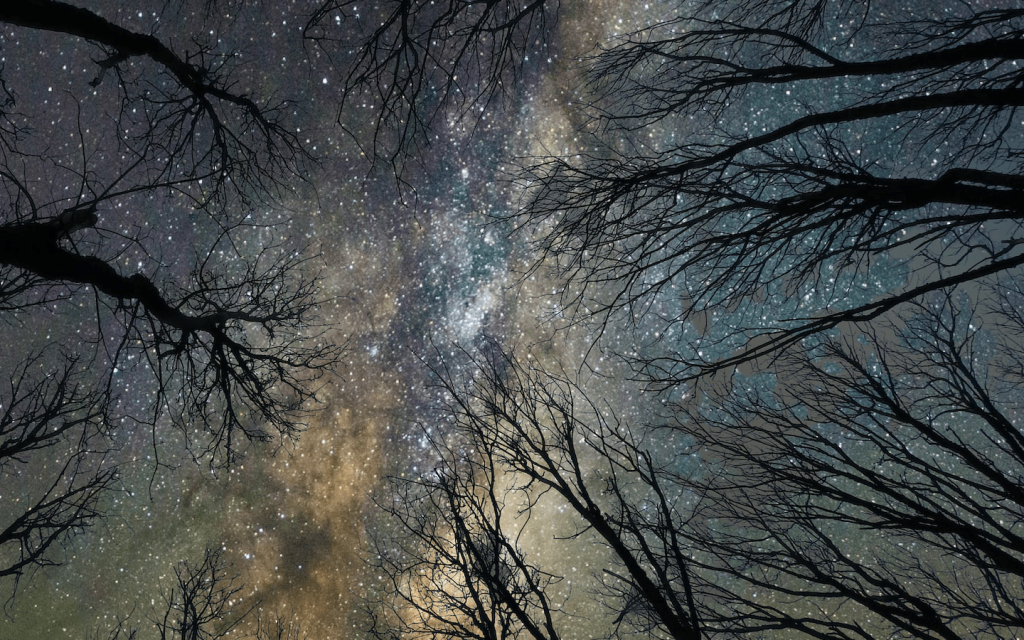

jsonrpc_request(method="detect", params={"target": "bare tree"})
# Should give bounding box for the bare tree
[305,0,552,172]
[1,0,306,204]
[513,1,1024,380]
[92,548,306,640]
[0,0,339,599]
[368,343,701,640]
[657,281,1024,640]
[152,548,254,640]
[0,352,118,602]
[0,1,340,462]
[375,308,1024,640]
[366,416,564,640]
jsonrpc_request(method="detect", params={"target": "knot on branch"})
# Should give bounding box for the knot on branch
[88,50,130,87]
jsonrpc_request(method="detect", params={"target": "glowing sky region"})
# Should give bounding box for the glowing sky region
[0,0,659,638]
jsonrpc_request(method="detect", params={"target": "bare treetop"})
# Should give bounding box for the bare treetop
[1,0,308,210]
[0,0,341,599]
[305,0,551,174]
[0,0,341,469]
[513,1,1024,381]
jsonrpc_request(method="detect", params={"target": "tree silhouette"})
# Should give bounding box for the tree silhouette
[304,0,552,172]
[378,311,1024,639]
[0,0,342,461]
[92,548,306,640]
[368,343,701,640]
[665,283,1024,639]
[513,1,1024,381]
[0,0,339,595]
[0,352,117,602]
[366,418,564,640]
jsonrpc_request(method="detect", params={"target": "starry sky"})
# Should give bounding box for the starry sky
[7,1,1024,639]
[0,1,653,638]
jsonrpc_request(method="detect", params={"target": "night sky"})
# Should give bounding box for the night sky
[0,1,645,638]
[11,2,1018,639]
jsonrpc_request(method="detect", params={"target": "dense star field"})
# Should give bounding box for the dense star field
[3,1,1024,639]
[0,1,599,637]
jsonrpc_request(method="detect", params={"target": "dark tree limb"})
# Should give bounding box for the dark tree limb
[512,1,1024,381]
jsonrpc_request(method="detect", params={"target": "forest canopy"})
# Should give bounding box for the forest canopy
[2,1,1024,640]
[0,0,338,601]
[370,2,1024,640]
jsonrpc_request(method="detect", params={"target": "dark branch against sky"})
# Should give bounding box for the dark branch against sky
[2,1,1024,639]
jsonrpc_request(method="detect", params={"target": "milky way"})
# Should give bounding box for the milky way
[0,1,645,638]
[13,2,1024,639]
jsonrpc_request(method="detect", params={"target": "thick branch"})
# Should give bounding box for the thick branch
[0,219,227,335]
